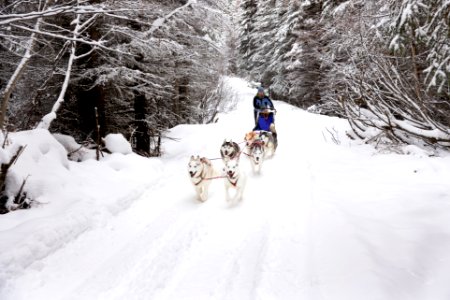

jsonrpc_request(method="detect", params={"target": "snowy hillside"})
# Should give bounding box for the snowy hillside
[1,77,450,299]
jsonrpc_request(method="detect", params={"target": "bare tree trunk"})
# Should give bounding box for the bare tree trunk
[37,37,77,129]
[0,16,44,130]
[38,0,92,129]
[134,94,150,155]
[410,39,422,103]
[94,107,103,161]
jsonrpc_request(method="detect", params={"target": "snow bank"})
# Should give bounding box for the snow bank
[103,133,132,155]
[53,133,97,162]
[3,129,69,202]
[0,129,162,287]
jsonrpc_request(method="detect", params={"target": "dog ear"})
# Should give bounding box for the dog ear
[190,155,194,159]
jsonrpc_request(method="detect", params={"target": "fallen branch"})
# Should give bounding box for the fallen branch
[13,175,30,208]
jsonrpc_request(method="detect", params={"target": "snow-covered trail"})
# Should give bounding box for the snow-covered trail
[2,78,450,300]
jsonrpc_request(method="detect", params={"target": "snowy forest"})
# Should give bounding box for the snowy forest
[2,1,450,298]
[0,0,448,213]
[1,0,449,155]
[0,0,233,158]
[239,0,450,146]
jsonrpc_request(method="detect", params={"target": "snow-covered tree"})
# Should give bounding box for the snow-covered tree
[238,0,326,107]
[0,0,231,156]
[269,0,301,100]
[389,0,449,105]
[284,0,324,107]
[238,0,258,75]
[248,0,279,85]
[0,0,135,131]
[322,0,450,147]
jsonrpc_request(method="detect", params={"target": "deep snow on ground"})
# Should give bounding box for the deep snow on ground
[1,77,450,300]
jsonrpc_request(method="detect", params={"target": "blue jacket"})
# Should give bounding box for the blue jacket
[253,96,274,111]
[254,113,274,131]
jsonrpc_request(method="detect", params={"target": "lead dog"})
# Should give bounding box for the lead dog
[220,139,241,162]
[188,155,214,202]
[223,159,246,203]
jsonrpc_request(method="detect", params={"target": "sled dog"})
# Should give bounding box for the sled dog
[220,139,241,162]
[224,159,246,203]
[248,140,265,174]
[244,131,261,147]
[259,131,277,158]
[188,155,214,202]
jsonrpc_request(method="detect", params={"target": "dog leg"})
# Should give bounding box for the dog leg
[234,188,243,202]
[225,187,231,202]
[195,187,203,202]
[237,176,246,202]
[202,185,209,202]
[199,187,206,202]
[255,162,261,174]
[266,148,274,158]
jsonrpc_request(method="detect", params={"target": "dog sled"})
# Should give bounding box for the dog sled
[254,108,277,124]
[252,107,278,150]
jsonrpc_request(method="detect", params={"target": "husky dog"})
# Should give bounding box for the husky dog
[188,155,214,202]
[220,139,241,162]
[244,131,260,147]
[248,139,265,173]
[223,159,246,203]
[259,131,277,158]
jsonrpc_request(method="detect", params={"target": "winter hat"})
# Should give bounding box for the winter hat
[257,87,265,93]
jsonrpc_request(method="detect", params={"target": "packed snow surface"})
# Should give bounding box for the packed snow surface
[1,77,450,300]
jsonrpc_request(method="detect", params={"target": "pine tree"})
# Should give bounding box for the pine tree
[286,0,324,107]
[269,0,301,100]
[389,0,449,97]
[248,0,279,85]
[238,0,258,76]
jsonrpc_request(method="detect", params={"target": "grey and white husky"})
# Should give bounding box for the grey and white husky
[220,139,241,162]
[259,131,277,158]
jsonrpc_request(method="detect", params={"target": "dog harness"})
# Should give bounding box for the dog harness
[250,140,264,149]
[226,173,239,187]
[193,164,207,186]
